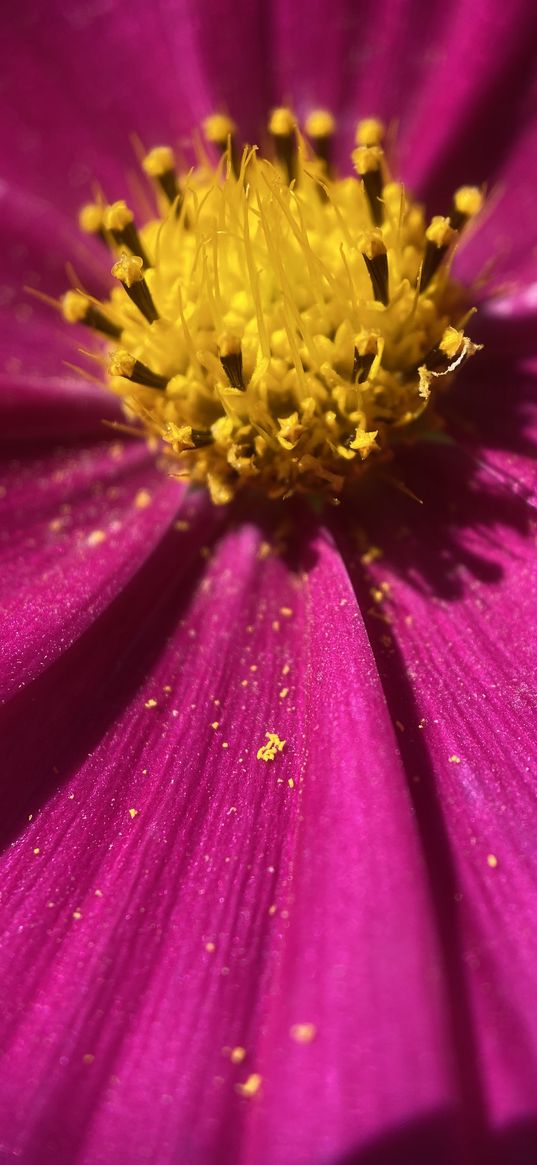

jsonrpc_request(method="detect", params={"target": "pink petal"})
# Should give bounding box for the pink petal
[1,1,239,213]
[0,437,189,700]
[335,431,537,1140]
[0,513,459,1164]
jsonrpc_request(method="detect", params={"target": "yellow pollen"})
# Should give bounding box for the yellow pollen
[62,111,481,504]
[305,110,336,138]
[257,732,286,762]
[111,252,144,286]
[203,113,237,144]
[425,215,456,249]
[104,200,134,232]
[78,203,104,234]
[268,107,296,136]
[109,349,136,378]
[62,290,90,323]
[142,145,176,177]
[352,144,383,175]
[453,185,484,219]
[355,118,385,147]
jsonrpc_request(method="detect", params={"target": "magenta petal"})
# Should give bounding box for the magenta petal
[0,516,460,1164]
[335,435,537,1142]
[0,438,187,700]
[1,0,253,212]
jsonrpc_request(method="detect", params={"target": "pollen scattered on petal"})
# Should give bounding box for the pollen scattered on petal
[290,1022,317,1044]
[235,1073,262,1098]
[128,808,138,819]
[134,488,152,509]
[449,755,461,764]
[87,529,106,547]
[230,1046,246,1064]
[487,853,498,868]
[144,698,158,709]
[257,732,286,762]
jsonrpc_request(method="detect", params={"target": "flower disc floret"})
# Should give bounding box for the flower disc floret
[62,111,482,504]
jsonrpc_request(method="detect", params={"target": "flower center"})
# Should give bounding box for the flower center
[62,110,482,504]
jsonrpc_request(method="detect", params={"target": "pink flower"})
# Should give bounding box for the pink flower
[1,1,537,1162]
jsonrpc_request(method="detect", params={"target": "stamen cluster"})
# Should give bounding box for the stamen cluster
[62,111,482,503]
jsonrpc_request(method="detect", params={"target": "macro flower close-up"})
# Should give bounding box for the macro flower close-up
[1,1,537,1162]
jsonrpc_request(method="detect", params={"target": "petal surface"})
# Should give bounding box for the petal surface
[0,437,187,700]
[1,508,462,1165]
[334,426,537,1151]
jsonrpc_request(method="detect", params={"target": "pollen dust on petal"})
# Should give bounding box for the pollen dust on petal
[235,1073,262,1098]
[257,732,286,761]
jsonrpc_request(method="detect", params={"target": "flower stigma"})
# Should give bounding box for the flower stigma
[62,111,483,504]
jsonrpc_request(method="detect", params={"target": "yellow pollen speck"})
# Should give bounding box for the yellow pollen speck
[211,721,219,730]
[222,741,229,749]
[145,698,158,709]
[235,1073,262,1098]
[487,853,498,868]
[279,687,289,699]
[174,519,190,531]
[290,1022,317,1044]
[282,663,290,676]
[230,1046,247,1063]
[72,911,82,920]
[257,732,286,762]
[134,488,152,509]
[205,941,216,952]
[268,903,277,916]
[280,607,293,617]
[87,529,106,547]
[449,755,461,764]
[288,777,294,788]
[33,847,40,855]
[129,808,138,819]
[62,112,481,506]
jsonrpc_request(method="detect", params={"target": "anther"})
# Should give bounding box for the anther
[219,334,245,390]
[355,118,385,148]
[304,110,336,176]
[111,253,159,324]
[419,216,457,293]
[269,107,298,184]
[352,332,379,383]
[352,145,384,225]
[175,425,213,449]
[203,114,240,177]
[61,290,122,338]
[449,186,484,231]
[359,232,389,306]
[78,203,107,243]
[142,146,180,206]
[104,201,150,267]
[109,348,168,389]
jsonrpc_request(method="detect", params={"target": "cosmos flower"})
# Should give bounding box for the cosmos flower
[1,1,537,1163]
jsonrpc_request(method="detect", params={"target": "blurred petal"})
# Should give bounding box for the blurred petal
[271,0,537,202]
[0,516,461,1164]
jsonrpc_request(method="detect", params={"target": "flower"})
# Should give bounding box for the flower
[1,2,537,1163]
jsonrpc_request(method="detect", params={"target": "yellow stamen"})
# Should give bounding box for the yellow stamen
[355,118,385,147]
[61,111,480,504]
[78,203,105,235]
